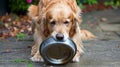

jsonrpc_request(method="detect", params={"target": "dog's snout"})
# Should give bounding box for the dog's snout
[56,33,64,40]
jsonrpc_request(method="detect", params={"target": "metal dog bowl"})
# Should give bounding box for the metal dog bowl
[39,36,77,65]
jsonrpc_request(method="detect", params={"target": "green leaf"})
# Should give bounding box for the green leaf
[104,2,109,6]
[116,1,120,6]
[79,3,85,9]
[16,33,25,40]
[92,1,98,4]
[110,1,114,5]
[28,62,33,67]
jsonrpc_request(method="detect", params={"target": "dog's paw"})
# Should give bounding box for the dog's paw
[30,55,44,62]
[72,57,80,62]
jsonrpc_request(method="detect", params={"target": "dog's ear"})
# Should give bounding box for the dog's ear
[42,12,51,37]
[69,13,82,37]
[43,20,50,37]
[69,20,76,37]
[69,13,76,37]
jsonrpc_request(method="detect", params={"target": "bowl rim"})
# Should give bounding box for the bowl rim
[41,43,76,64]
[39,36,77,64]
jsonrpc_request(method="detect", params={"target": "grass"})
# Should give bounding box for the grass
[13,59,33,67]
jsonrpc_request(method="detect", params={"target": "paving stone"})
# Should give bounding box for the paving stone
[99,24,120,32]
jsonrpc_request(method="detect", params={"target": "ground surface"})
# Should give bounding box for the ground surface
[0,9,120,67]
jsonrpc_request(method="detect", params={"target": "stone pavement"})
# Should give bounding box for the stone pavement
[0,9,120,67]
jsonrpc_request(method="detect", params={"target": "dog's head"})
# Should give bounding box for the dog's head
[40,2,82,40]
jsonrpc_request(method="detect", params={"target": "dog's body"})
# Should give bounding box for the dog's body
[28,0,95,62]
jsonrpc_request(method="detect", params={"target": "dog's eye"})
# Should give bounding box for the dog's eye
[50,21,56,25]
[64,21,69,26]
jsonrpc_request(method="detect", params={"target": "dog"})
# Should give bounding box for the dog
[28,0,95,62]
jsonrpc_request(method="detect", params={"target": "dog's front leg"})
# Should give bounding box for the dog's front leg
[30,50,43,62]
[31,42,37,56]
[72,42,83,62]
[30,31,44,62]
[72,26,83,62]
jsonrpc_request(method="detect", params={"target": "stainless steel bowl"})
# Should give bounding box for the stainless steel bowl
[39,36,77,65]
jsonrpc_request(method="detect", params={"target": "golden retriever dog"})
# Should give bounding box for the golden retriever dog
[28,0,95,62]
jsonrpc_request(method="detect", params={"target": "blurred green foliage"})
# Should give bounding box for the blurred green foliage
[104,0,120,7]
[83,0,98,5]
[8,0,120,14]
[8,0,38,14]
[116,1,120,6]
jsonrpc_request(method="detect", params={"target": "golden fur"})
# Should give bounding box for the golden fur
[28,0,95,62]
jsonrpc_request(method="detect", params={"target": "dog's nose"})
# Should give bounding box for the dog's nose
[56,33,64,40]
